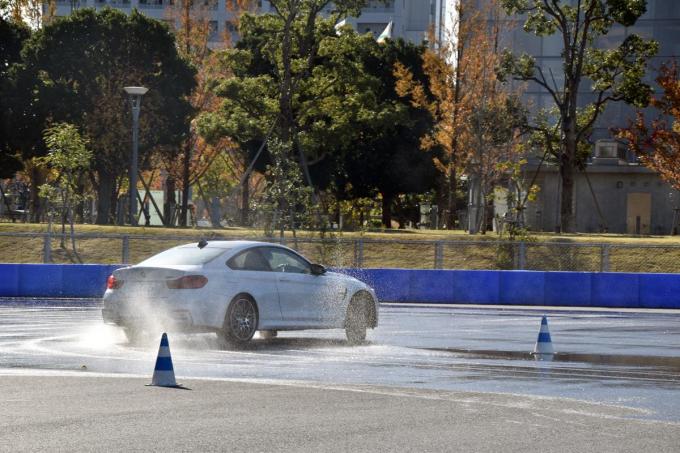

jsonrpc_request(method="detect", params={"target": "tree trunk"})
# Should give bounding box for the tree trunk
[210,197,221,228]
[278,12,295,143]
[29,166,44,223]
[95,170,114,225]
[446,164,457,229]
[60,191,67,248]
[559,154,576,233]
[179,142,191,227]
[69,207,81,263]
[75,176,85,223]
[381,192,393,228]
[240,172,249,226]
[164,175,176,226]
[560,117,578,233]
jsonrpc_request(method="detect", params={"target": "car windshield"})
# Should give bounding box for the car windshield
[138,246,229,266]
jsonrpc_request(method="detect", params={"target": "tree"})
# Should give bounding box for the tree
[0,17,30,179]
[263,0,364,145]
[617,63,680,190]
[498,0,658,232]
[195,13,281,226]
[199,6,442,229]
[198,0,366,210]
[19,8,195,224]
[338,38,440,228]
[0,0,46,27]
[159,0,246,227]
[260,138,316,238]
[38,123,92,261]
[396,0,527,232]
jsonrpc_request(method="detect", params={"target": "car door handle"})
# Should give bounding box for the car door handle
[279,277,292,282]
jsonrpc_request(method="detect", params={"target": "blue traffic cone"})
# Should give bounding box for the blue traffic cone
[147,333,181,388]
[532,316,554,356]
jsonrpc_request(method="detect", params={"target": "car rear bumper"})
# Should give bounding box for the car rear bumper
[102,307,196,330]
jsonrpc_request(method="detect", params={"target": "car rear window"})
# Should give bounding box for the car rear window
[139,247,228,266]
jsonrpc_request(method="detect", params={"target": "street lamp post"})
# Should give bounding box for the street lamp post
[124,86,148,226]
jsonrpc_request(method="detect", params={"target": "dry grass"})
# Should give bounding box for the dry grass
[1,222,680,271]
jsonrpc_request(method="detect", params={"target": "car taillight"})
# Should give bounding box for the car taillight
[166,275,208,289]
[107,275,123,290]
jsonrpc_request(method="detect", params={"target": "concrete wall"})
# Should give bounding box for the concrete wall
[525,166,679,234]
[2,264,679,309]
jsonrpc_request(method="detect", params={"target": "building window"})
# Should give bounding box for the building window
[357,22,388,38]
[139,0,167,7]
[208,20,218,41]
[199,0,218,10]
[364,0,394,12]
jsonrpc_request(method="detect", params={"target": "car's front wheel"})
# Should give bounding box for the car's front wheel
[345,294,371,344]
[218,295,259,349]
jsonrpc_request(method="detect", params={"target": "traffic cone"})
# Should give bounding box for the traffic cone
[147,333,181,388]
[532,315,554,356]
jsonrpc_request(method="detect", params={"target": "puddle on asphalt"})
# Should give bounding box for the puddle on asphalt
[425,347,680,370]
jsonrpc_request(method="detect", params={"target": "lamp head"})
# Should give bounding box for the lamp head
[124,86,149,96]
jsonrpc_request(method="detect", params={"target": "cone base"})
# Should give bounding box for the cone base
[145,383,185,389]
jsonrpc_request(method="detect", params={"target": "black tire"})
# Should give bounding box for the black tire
[345,295,369,344]
[218,295,258,349]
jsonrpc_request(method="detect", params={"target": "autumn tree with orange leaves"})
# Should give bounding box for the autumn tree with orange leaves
[395,0,526,232]
[617,63,680,192]
[157,0,257,227]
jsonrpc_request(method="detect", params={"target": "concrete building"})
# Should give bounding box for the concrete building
[49,0,452,45]
[520,141,680,235]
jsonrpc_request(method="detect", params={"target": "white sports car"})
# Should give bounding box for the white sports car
[102,240,379,347]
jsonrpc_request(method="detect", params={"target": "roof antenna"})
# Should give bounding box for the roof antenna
[198,239,208,249]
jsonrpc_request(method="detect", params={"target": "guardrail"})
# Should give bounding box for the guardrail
[1,264,679,309]
[2,231,680,273]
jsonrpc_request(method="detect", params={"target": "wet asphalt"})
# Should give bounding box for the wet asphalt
[0,300,679,424]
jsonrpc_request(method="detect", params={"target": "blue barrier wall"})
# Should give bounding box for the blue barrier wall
[0,264,122,298]
[1,264,679,308]
[347,268,680,309]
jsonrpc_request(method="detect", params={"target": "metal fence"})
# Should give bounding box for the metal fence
[1,231,680,273]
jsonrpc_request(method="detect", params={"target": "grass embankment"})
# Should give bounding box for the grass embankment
[1,222,680,272]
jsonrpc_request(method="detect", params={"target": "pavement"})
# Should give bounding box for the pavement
[2,302,680,451]
[1,375,679,452]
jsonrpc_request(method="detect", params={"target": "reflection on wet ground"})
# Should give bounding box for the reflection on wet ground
[428,347,680,369]
[1,300,680,420]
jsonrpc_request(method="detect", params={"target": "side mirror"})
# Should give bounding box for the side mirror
[310,263,326,275]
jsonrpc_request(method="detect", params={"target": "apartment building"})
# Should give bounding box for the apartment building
[49,0,451,45]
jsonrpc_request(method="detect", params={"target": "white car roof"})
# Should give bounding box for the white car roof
[177,240,282,251]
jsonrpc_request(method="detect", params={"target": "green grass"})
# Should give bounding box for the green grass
[1,221,680,272]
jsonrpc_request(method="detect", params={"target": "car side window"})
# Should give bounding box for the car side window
[227,249,272,272]
[261,247,311,274]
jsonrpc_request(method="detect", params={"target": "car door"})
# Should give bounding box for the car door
[260,247,337,324]
[226,247,283,324]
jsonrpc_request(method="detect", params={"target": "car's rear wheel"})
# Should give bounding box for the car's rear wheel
[122,325,145,345]
[218,295,258,349]
[345,294,370,344]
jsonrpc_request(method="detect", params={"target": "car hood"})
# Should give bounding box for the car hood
[325,271,370,288]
